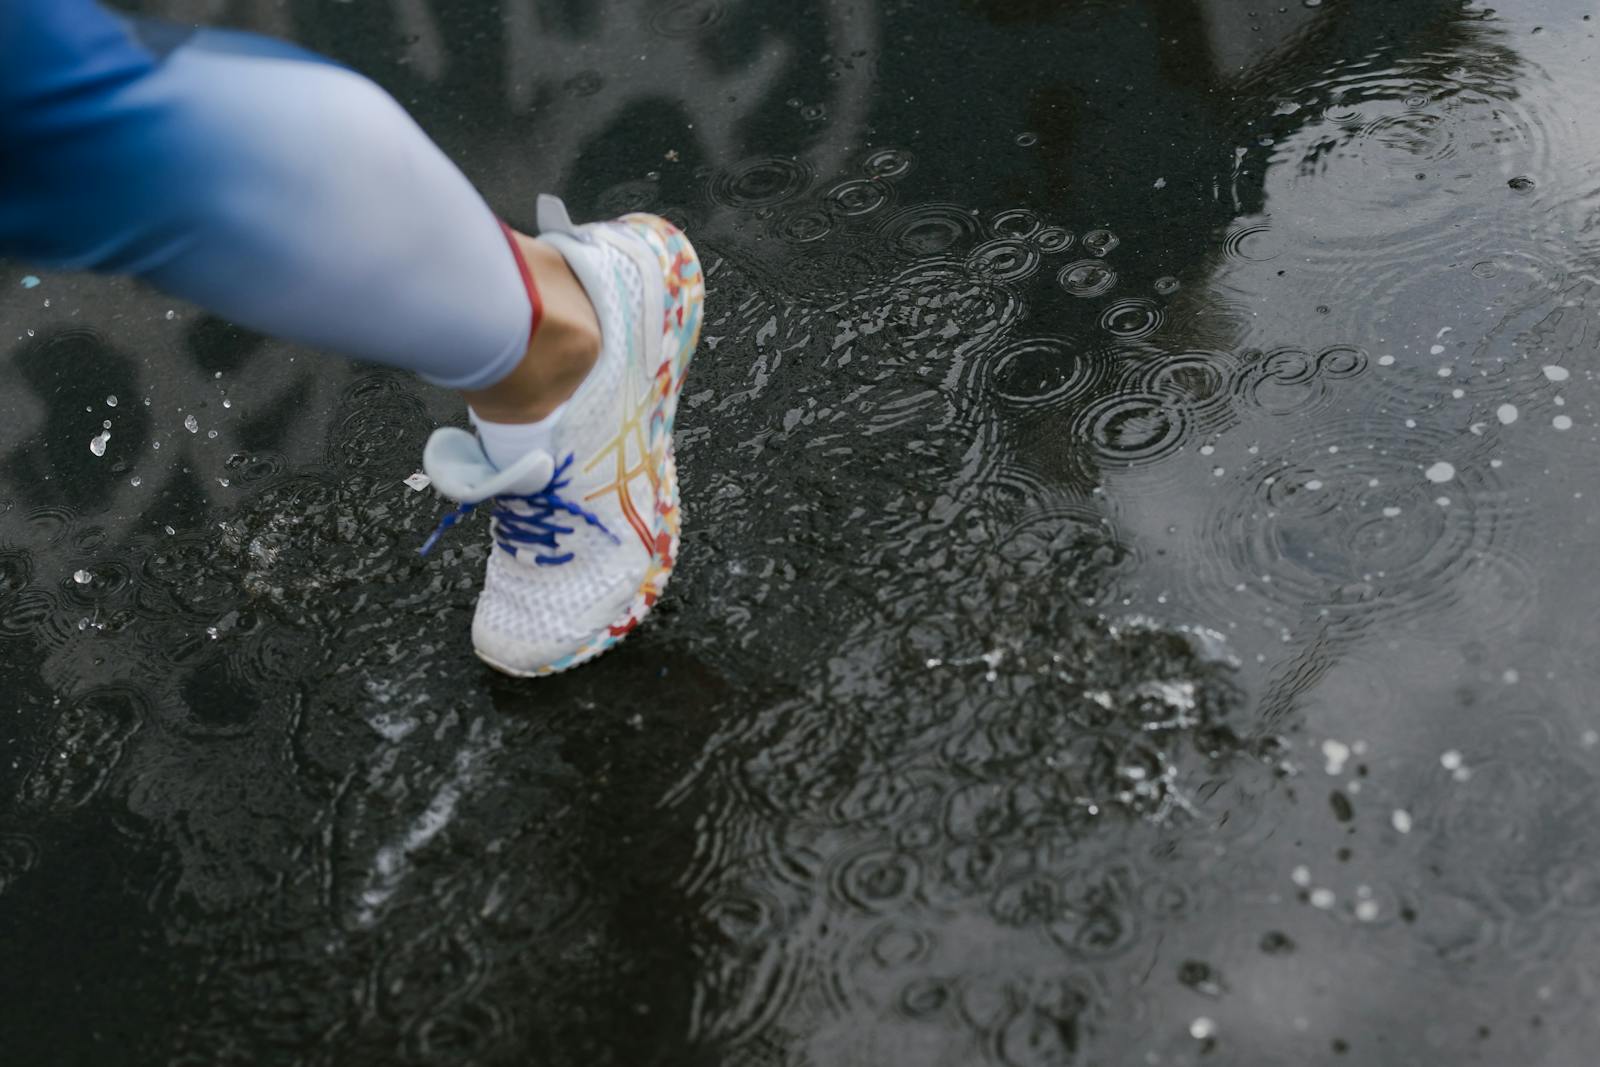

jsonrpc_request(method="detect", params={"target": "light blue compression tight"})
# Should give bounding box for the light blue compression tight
[0,0,533,390]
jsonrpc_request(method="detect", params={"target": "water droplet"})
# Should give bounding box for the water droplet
[184,414,199,434]
[708,156,814,208]
[1081,229,1120,257]
[72,569,91,585]
[165,309,176,320]
[968,239,1041,282]
[129,476,142,488]
[1034,226,1073,253]
[1099,298,1163,339]
[1014,131,1038,147]
[1508,175,1536,191]
[105,396,117,408]
[89,431,110,457]
[861,148,914,180]
[1057,259,1118,298]
[990,208,1041,240]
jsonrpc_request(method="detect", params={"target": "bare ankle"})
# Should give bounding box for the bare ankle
[461,231,600,423]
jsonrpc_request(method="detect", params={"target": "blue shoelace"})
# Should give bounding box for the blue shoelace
[419,454,619,564]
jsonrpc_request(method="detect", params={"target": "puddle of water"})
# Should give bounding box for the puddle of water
[5,0,1600,1063]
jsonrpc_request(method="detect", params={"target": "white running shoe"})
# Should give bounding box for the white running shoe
[419,195,703,677]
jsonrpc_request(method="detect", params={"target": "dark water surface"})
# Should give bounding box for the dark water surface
[4,0,1600,1063]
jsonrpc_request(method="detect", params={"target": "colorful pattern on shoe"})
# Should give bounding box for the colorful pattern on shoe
[418,196,703,677]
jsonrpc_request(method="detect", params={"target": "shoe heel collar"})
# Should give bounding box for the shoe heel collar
[537,194,581,238]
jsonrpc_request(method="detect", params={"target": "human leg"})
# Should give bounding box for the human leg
[0,0,594,408]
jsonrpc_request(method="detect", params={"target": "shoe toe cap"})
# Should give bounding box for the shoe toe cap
[469,559,640,676]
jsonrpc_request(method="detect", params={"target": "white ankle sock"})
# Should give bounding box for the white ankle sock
[470,402,569,470]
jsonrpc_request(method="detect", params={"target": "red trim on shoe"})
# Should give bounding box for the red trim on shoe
[498,220,544,342]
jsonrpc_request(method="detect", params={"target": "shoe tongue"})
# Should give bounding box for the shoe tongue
[422,427,556,502]
[491,446,561,496]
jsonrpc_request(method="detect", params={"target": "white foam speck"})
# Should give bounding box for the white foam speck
[89,430,110,457]
[1378,355,1395,366]
[184,414,199,433]
[1392,809,1412,834]
[1424,461,1455,483]
[1497,404,1518,425]
[1190,1018,1216,1040]
[72,569,91,585]
[1553,414,1573,431]
[1291,864,1312,887]
[1322,739,1351,775]
[1310,888,1336,909]
[1382,506,1402,518]
[1305,479,1323,491]
[1440,749,1463,771]
[1543,365,1570,382]
[1430,344,1445,355]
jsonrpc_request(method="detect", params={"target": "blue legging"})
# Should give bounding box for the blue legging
[0,0,532,390]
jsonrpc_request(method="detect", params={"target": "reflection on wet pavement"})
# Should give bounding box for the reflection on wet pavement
[5,0,1600,1062]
